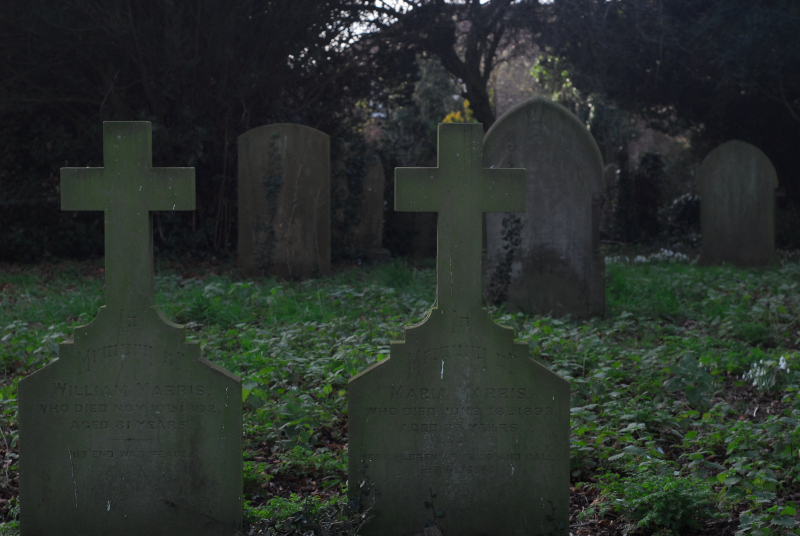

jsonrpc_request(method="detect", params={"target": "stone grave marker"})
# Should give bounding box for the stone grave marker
[698,140,778,267]
[18,122,242,536]
[333,148,389,259]
[238,123,331,279]
[348,123,570,536]
[483,98,605,318]
[352,152,387,257]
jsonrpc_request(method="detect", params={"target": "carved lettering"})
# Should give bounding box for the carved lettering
[79,343,188,373]
[69,420,109,429]
[39,404,70,413]
[367,407,398,416]
[362,451,555,467]
[135,420,188,430]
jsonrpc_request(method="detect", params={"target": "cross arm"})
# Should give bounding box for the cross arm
[395,168,442,212]
[60,167,195,212]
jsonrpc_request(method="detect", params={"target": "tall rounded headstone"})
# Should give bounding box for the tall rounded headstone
[697,140,778,267]
[238,123,331,279]
[483,98,605,318]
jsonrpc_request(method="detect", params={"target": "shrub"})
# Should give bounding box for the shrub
[600,469,717,534]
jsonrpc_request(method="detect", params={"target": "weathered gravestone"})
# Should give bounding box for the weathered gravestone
[349,123,570,536]
[697,140,778,267]
[238,123,331,279]
[18,122,242,536]
[333,149,388,259]
[354,152,387,257]
[483,98,605,318]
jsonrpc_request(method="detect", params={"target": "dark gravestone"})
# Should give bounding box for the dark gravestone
[484,98,605,318]
[600,164,620,239]
[353,152,387,257]
[332,149,388,259]
[18,122,242,536]
[349,123,570,536]
[698,140,778,267]
[238,123,331,279]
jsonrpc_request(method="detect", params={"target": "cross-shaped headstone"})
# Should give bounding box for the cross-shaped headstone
[61,121,195,311]
[19,122,242,535]
[395,123,525,316]
[349,123,570,536]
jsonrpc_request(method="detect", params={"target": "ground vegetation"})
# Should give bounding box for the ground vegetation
[1,251,799,534]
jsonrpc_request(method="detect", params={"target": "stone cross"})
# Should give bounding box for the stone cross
[349,123,570,536]
[19,122,242,536]
[396,123,525,314]
[61,122,194,310]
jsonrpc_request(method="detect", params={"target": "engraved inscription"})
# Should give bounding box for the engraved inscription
[367,406,552,417]
[81,343,186,373]
[361,450,556,475]
[68,448,191,459]
[390,385,530,399]
[52,383,205,397]
[42,381,213,434]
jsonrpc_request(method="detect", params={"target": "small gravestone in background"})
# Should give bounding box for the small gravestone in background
[238,123,331,279]
[332,148,389,260]
[483,98,605,318]
[600,163,620,239]
[698,140,778,267]
[18,122,242,536]
[349,123,570,536]
[353,152,387,258]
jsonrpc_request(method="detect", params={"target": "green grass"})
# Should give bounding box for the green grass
[1,254,800,534]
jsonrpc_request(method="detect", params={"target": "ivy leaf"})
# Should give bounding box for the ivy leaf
[771,515,798,528]
[724,475,741,486]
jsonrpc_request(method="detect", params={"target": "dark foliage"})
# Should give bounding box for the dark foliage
[0,0,414,262]
[379,56,462,258]
[612,149,636,243]
[632,151,665,241]
[363,0,543,130]
[666,193,701,244]
[545,0,800,199]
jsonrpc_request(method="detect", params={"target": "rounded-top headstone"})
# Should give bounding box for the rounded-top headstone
[697,140,778,267]
[238,123,331,279]
[483,98,605,318]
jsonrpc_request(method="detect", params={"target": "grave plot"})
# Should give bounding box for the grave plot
[698,140,778,267]
[238,123,331,279]
[18,122,242,536]
[348,123,570,536]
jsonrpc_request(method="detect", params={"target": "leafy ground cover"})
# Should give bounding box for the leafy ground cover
[0,251,799,535]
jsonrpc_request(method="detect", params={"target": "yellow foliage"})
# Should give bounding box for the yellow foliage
[442,110,464,123]
[442,100,476,123]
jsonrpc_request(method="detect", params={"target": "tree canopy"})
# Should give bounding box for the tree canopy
[363,0,542,130]
[2,0,800,260]
[545,0,800,194]
[0,0,412,260]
